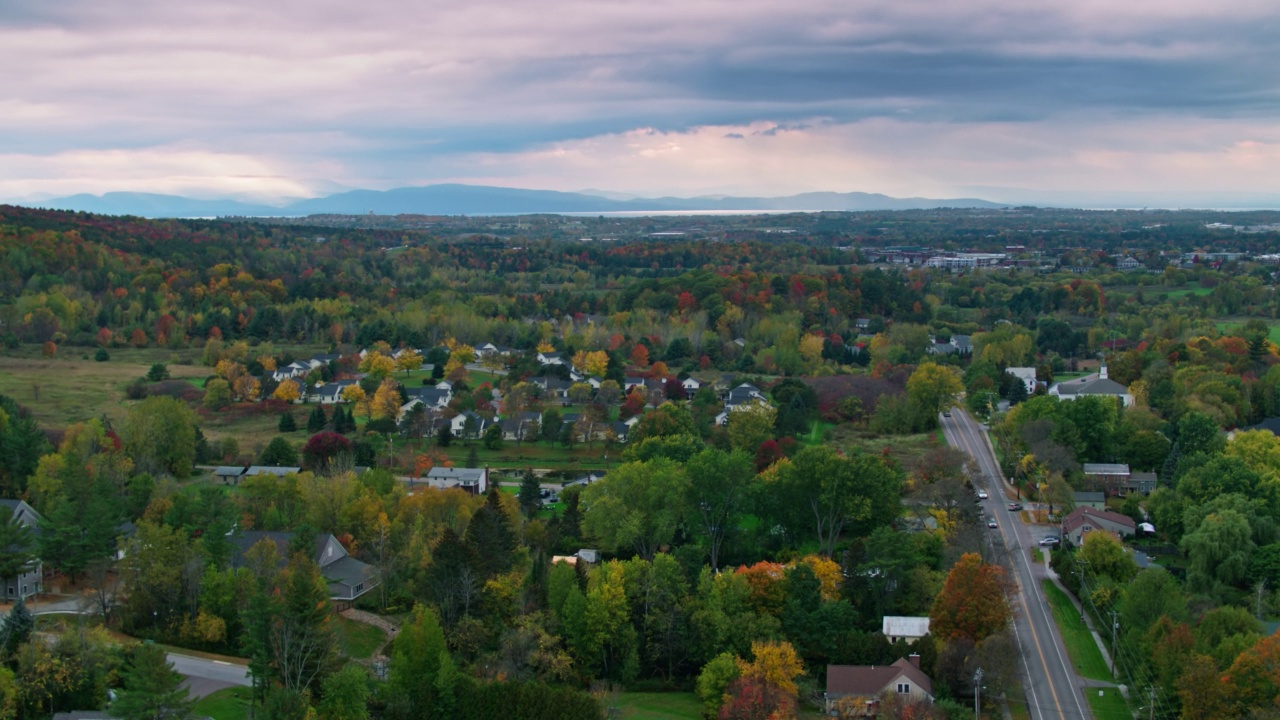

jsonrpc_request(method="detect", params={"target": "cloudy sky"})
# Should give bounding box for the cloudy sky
[2,0,1279,206]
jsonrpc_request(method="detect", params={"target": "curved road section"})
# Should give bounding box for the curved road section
[941,410,1090,720]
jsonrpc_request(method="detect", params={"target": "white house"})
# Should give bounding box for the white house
[1048,366,1133,407]
[1005,367,1038,395]
[681,377,702,391]
[881,616,931,644]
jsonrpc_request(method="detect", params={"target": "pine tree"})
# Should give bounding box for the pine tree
[278,412,297,432]
[0,506,34,588]
[110,642,194,720]
[307,405,327,433]
[1,594,33,657]
[464,488,517,579]
[272,554,338,693]
[518,468,542,517]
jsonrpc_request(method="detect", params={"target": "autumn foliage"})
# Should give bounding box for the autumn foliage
[929,552,1013,643]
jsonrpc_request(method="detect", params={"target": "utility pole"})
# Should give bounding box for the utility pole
[973,668,983,719]
[1148,686,1155,720]
[1109,610,1120,677]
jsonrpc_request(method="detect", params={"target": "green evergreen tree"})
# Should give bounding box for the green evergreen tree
[518,468,542,517]
[307,405,327,433]
[0,505,34,587]
[272,554,337,693]
[0,595,33,657]
[260,437,300,467]
[109,642,194,720]
[464,488,517,579]
[278,412,297,432]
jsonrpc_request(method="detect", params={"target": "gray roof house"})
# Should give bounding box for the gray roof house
[1049,366,1133,407]
[1062,506,1136,546]
[308,379,358,404]
[423,467,489,494]
[230,530,378,607]
[0,499,42,600]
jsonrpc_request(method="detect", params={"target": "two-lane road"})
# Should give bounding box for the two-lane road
[941,410,1089,720]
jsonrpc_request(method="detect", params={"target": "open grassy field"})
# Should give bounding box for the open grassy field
[827,427,941,469]
[615,692,703,720]
[1041,579,1112,682]
[0,354,207,430]
[1216,320,1280,344]
[191,686,252,720]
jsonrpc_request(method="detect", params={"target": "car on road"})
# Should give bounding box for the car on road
[976,489,988,500]
[942,411,951,418]
[987,516,998,529]
[1008,502,1022,511]
[1039,536,1061,547]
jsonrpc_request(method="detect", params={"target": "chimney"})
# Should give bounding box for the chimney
[1099,364,1108,380]
[908,654,920,669]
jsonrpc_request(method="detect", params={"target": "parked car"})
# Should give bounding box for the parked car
[976,489,989,500]
[1039,536,1061,547]
[1008,502,1022,511]
[987,517,998,529]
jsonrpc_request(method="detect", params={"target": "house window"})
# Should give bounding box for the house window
[897,683,910,694]
[5,587,11,596]
[355,583,364,594]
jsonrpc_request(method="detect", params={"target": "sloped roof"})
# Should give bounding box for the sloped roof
[827,658,933,698]
[881,616,931,638]
[1055,375,1129,396]
[1063,506,1136,534]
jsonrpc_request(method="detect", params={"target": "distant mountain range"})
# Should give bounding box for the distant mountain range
[27,184,1008,218]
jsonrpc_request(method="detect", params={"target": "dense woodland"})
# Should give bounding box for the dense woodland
[1,205,1280,719]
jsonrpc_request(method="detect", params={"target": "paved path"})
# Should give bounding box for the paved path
[942,410,1091,720]
[169,652,250,698]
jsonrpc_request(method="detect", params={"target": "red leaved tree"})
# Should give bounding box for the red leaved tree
[929,552,1013,643]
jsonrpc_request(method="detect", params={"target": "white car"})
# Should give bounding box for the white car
[976,489,989,500]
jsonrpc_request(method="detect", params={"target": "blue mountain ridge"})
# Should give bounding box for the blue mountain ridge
[34,184,1007,218]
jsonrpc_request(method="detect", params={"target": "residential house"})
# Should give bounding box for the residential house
[532,376,573,404]
[681,377,702,391]
[1062,506,1136,546]
[424,467,489,494]
[536,351,565,366]
[1116,256,1142,271]
[881,616,931,644]
[449,410,491,438]
[715,383,772,426]
[623,377,648,394]
[1048,366,1133,407]
[927,335,972,357]
[1082,463,1130,495]
[404,386,453,410]
[231,530,378,609]
[825,657,934,715]
[308,379,358,404]
[1072,491,1107,510]
[0,499,42,600]
[1123,471,1158,495]
[1005,367,1038,395]
[501,412,543,441]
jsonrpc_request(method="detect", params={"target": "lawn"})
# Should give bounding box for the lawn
[800,420,836,446]
[1085,686,1132,720]
[191,686,252,720]
[1162,286,1214,299]
[1041,579,1112,682]
[439,440,613,469]
[336,615,387,659]
[615,692,703,720]
[1216,321,1280,344]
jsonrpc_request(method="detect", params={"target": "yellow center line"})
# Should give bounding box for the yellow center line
[951,417,1068,719]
